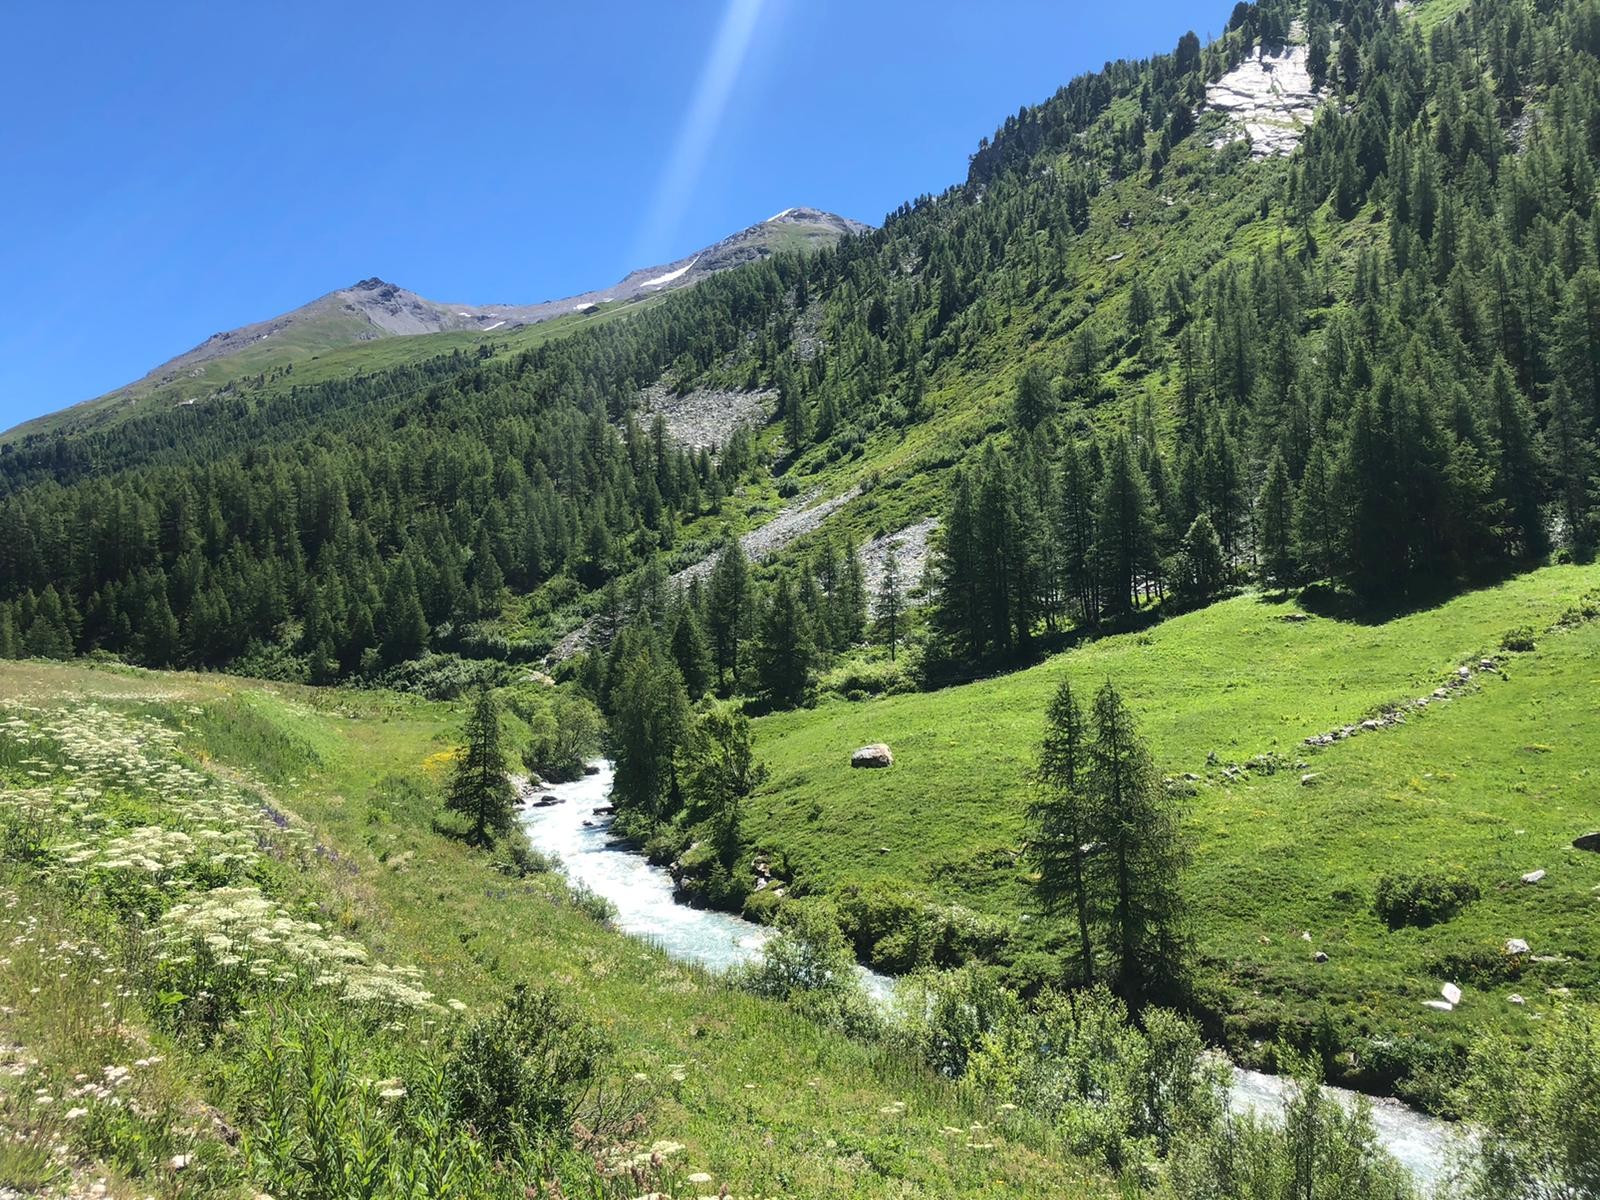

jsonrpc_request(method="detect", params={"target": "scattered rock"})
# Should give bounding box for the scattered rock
[1479,658,1497,671]
[860,517,939,605]
[1521,869,1546,885]
[1279,612,1310,622]
[1313,951,1329,963]
[1508,993,1526,1005]
[583,764,601,776]
[1574,832,1600,853]
[851,743,894,769]
[1301,931,1313,942]
[1441,982,1463,1007]
[1458,666,1473,680]
[1505,938,1531,956]
[1423,999,1455,1012]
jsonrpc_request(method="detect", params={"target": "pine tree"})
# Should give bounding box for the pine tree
[931,469,983,664]
[1177,513,1227,600]
[706,537,750,690]
[1093,434,1160,616]
[753,575,814,709]
[875,543,904,661]
[379,559,429,666]
[1486,361,1547,560]
[835,544,868,648]
[1013,363,1052,431]
[1087,680,1187,1006]
[1257,450,1297,588]
[1027,678,1096,985]
[611,638,689,819]
[1294,438,1339,581]
[446,685,515,847]
[669,599,713,699]
[1057,440,1099,625]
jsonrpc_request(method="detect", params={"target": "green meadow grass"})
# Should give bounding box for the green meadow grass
[0,659,1113,1198]
[749,564,1600,1098]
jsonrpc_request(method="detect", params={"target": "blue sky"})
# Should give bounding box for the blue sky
[0,1,1208,430]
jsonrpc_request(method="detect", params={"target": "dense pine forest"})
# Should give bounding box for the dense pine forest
[4,0,1599,694]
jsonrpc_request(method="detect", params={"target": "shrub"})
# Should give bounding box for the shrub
[734,900,879,1038]
[1499,626,1537,653]
[445,984,609,1150]
[1374,871,1479,929]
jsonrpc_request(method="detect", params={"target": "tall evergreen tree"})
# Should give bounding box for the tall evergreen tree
[1257,450,1298,588]
[1027,678,1096,986]
[753,574,814,709]
[446,686,515,847]
[875,543,904,662]
[1086,680,1187,1006]
[706,537,750,690]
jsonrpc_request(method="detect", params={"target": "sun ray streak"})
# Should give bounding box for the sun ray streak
[634,0,765,262]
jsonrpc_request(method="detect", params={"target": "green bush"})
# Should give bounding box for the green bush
[1374,871,1479,929]
[445,984,609,1150]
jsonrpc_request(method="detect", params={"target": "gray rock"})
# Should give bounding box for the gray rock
[1300,772,1319,786]
[851,743,894,769]
[1521,869,1546,885]
[1505,938,1531,956]
[1313,951,1329,963]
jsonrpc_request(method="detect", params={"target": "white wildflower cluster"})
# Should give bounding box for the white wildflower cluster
[158,887,438,1012]
[0,701,292,890]
[3,703,432,1017]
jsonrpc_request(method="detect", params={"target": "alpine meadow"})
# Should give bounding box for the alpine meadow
[4,1,1600,1197]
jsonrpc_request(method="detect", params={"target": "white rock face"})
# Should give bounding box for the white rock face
[1206,44,1323,158]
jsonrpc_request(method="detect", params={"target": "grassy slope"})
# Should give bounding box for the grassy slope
[0,659,1108,1198]
[749,564,1600,1088]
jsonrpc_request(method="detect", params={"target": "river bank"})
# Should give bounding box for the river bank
[520,761,1461,1187]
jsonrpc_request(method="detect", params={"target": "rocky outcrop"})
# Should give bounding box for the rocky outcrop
[1206,44,1323,159]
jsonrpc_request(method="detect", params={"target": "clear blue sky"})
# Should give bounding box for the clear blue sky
[0,0,1210,429]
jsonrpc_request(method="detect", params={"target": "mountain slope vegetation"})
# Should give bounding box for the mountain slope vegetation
[5,0,1600,1193]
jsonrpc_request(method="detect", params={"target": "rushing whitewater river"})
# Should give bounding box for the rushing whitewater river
[521,762,1458,1188]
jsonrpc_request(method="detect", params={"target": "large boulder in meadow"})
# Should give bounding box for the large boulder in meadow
[1574,832,1600,853]
[851,743,894,769]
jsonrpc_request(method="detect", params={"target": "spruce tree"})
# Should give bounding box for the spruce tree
[753,575,814,709]
[1087,680,1187,1006]
[1027,678,1096,985]
[1257,450,1297,588]
[875,543,904,661]
[1093,434,1160,616]
[668,599,713,699]
[707,537,750,690]
[611,639,689,819]
[1178,513,1227,601]
[446,685,516,847]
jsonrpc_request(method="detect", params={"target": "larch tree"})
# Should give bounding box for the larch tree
[446,685,516,847]
[1027,678,1097,985]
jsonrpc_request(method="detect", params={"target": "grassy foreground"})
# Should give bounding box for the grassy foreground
[750,564,1600,1104]
[0,659,1110,1198]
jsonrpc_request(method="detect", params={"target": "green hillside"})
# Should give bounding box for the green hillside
[0,659,1115,1198]
[5,0,1600,1193]
[747,564,1600,1105]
